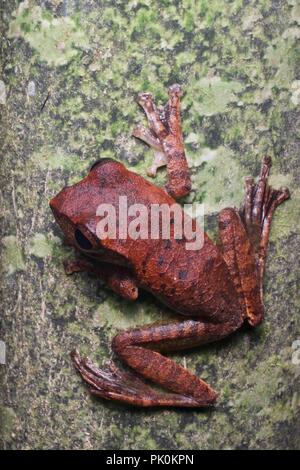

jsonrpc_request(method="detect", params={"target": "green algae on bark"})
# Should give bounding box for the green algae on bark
[8,1,89,67]
[1,236,26,275]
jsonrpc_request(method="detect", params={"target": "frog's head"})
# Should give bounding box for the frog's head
[49,158,123,256]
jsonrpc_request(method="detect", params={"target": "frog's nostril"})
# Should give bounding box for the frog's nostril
[89,158,116,172]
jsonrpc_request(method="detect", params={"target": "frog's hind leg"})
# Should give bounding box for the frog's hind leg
[218,156,290,326]
[71,317,243,408]
[71,349,203,407]
[218,208,264,326]
[239,156,290,286]
[132,85,191,199]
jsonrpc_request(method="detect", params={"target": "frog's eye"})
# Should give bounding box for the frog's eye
[89,158,115,172]
[75,228,93,250]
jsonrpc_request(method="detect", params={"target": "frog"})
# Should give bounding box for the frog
[49,84,290,408]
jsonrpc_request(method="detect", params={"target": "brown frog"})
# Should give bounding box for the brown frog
[50,85,290,407]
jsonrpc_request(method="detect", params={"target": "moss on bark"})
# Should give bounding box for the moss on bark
[0,0,299,450]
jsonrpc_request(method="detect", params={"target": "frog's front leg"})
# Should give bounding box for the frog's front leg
[63,257,138,301]
[71,314,243,408]
[132,124,167,177]
[133,84,191,200]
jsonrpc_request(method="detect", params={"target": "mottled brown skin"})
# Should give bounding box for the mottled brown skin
[50,85,290,408]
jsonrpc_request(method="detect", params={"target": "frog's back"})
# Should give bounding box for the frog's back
[54,159,242,323]
[130,231,241,323]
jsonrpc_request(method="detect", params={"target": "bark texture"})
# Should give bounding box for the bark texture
[0,0,299,450]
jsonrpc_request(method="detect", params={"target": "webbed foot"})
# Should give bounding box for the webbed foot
[71,350,203,408]
[240,156,290,280]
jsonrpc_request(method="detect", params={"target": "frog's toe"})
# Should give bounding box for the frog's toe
[71,349,154,400]
[168,83,183,97]
[137,92,154,108]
